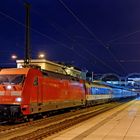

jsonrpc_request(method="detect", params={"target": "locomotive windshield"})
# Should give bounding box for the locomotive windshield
[0,74,25,85]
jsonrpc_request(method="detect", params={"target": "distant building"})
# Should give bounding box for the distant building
[16,59,87,80]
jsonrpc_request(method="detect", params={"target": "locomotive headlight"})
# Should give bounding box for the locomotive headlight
[6,85,12,90]
[15,97,22,102]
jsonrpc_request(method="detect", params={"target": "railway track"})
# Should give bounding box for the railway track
[0,99,134,140]
[0,104,106,133]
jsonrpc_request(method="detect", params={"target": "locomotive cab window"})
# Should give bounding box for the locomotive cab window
[0,74,25,85]
[33,77,38,86]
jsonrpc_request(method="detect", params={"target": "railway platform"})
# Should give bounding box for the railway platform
[46,97,140,140]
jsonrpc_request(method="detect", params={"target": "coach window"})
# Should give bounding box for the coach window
[33,77,38,86]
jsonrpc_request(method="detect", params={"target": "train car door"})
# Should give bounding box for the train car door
[37,76,43,106]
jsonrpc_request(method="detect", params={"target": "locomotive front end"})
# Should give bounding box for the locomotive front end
[0,71,25,121]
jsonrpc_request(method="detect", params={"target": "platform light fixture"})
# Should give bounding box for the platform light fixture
[38,53,45,59]
[11,54,17,59]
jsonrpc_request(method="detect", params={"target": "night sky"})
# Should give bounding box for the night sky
[0,0,140,76]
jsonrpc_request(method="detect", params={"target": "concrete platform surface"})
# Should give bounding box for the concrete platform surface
[45,98,140,140]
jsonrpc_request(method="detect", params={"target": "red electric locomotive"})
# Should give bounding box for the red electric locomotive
[0,67,86,121]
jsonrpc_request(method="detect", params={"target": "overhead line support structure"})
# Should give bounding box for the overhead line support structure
[24,2,31,66]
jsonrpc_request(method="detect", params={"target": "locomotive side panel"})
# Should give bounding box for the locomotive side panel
[22,69,86,115]
[28,76,86,114]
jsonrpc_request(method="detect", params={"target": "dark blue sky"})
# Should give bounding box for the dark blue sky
[0,0,140,76]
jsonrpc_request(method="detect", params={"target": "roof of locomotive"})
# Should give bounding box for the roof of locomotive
[42,69,82,81]
[0,68,82,82]
[0,68,30,75]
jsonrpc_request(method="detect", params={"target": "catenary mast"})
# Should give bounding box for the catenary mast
[24,2,31,66]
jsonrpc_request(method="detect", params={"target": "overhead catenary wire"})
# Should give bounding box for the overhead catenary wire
[0,2,125,74]
[36,16,118,73]
[0,10,73,51]
[28,1,124,74]
[108,29,140,43]
[0,9,94,68]
[47,23,119,73]
[58,0,127,75]
[11,0,125,73]
[0,0,110,70]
